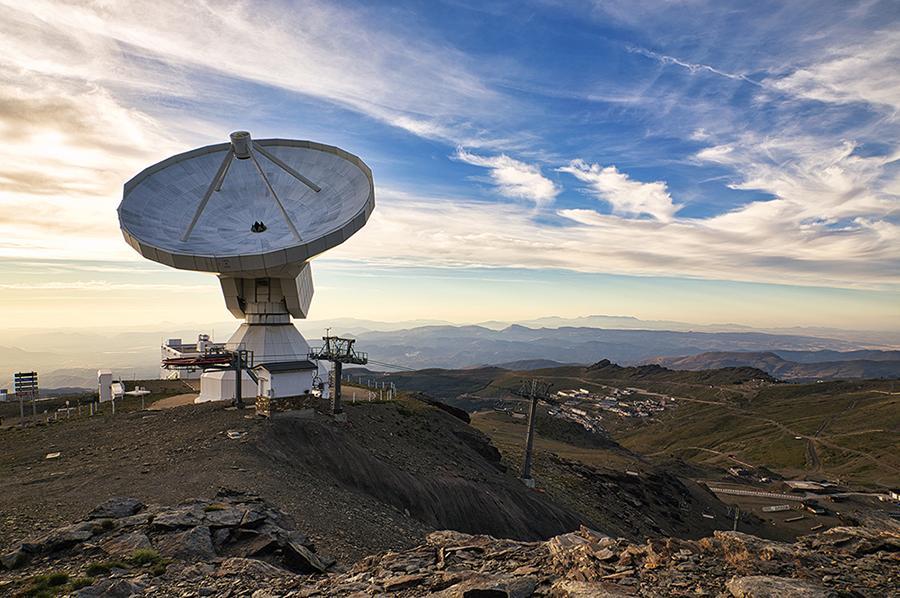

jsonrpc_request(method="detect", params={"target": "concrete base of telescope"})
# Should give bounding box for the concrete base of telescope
[195,321,316,403]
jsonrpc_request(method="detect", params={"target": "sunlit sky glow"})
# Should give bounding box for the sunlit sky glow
[0,0,898,332]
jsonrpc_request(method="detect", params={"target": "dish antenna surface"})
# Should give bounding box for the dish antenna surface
[118,131,375,402]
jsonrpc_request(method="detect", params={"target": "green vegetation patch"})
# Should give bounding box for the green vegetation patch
[129,548,162,566]
[21,571,70,597]
[85,560,128,577]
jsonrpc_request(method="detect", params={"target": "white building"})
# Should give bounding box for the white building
[253,360,319,400]
[98,370,112,403]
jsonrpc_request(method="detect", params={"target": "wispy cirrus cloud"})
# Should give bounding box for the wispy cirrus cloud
[626,45,763,87]
[454,148,560,206]
[766,30,900,112]
[0,0,506,146]
[558,160,680,222]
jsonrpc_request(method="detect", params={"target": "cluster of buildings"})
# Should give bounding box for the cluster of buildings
[537,385,674,435]
[547,404,604,434]
[553,386,672,420]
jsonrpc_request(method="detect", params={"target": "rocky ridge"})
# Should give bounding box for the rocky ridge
[1,494,897,597]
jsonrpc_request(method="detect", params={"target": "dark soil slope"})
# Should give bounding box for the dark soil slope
[0,398,585,562]
[251,401,586,541]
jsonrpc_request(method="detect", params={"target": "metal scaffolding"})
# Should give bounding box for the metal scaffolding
[161,348,255,408]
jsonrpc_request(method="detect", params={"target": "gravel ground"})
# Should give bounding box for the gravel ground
[0,398,586,563]
[0,402,429,562]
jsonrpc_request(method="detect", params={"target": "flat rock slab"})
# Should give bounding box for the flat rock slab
[88,497,145,519]
[203,507,246,527]
[151,507,206,529]
[75,577,146,598]
[34,523,95,552]
[432,573,538,598]
[156,526,216,561]
[726,575,830,598]
[100,531,153,557]
[216,557,291,579]
[551,579,636,597]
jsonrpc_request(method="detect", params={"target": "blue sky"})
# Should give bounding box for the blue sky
[0,0,898,331]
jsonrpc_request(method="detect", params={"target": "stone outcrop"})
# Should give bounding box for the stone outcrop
[0,491,331,596]
[1,496,897,597]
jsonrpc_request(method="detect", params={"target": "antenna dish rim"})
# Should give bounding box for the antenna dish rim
[118,138,375,276]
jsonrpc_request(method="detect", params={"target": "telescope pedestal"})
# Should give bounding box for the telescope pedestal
[196,321,315,403]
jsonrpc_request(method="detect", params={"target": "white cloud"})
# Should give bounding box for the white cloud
[0,69,182,261]
[322,185,898,290]
[697,136,900,230]
[0,281,210,292]
[766,30,900,112]
[558,160,680,222]
[454,148,559,205]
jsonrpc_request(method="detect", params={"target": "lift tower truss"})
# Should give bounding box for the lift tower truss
[512,379,556,487]
[308,336,368,417]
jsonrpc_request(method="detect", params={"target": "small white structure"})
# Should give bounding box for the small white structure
[253,360,319,400]
[111,382,125,400]
[0,388,7,402]
[198,372,258,403]
[98,370,112,403]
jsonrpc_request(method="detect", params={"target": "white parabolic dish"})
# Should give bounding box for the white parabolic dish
[119,135,374,276]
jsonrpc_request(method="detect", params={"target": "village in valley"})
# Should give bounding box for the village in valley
[547,386,674,434]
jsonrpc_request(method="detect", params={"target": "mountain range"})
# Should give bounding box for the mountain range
[1,315,898,391]
[647,351,900,381]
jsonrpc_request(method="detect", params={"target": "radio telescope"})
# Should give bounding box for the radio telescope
[118,132,374,402]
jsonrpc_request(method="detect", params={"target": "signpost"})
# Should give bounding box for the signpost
[13,371,38,426]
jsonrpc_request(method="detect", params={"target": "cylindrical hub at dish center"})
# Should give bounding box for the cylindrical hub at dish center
[230,130,253,159]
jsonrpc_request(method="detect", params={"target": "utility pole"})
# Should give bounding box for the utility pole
[308,335,368,420]
[233,350,244,409]
[513,379,554,488]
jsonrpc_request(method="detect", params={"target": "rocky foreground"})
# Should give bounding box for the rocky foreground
[1,492,897,597]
